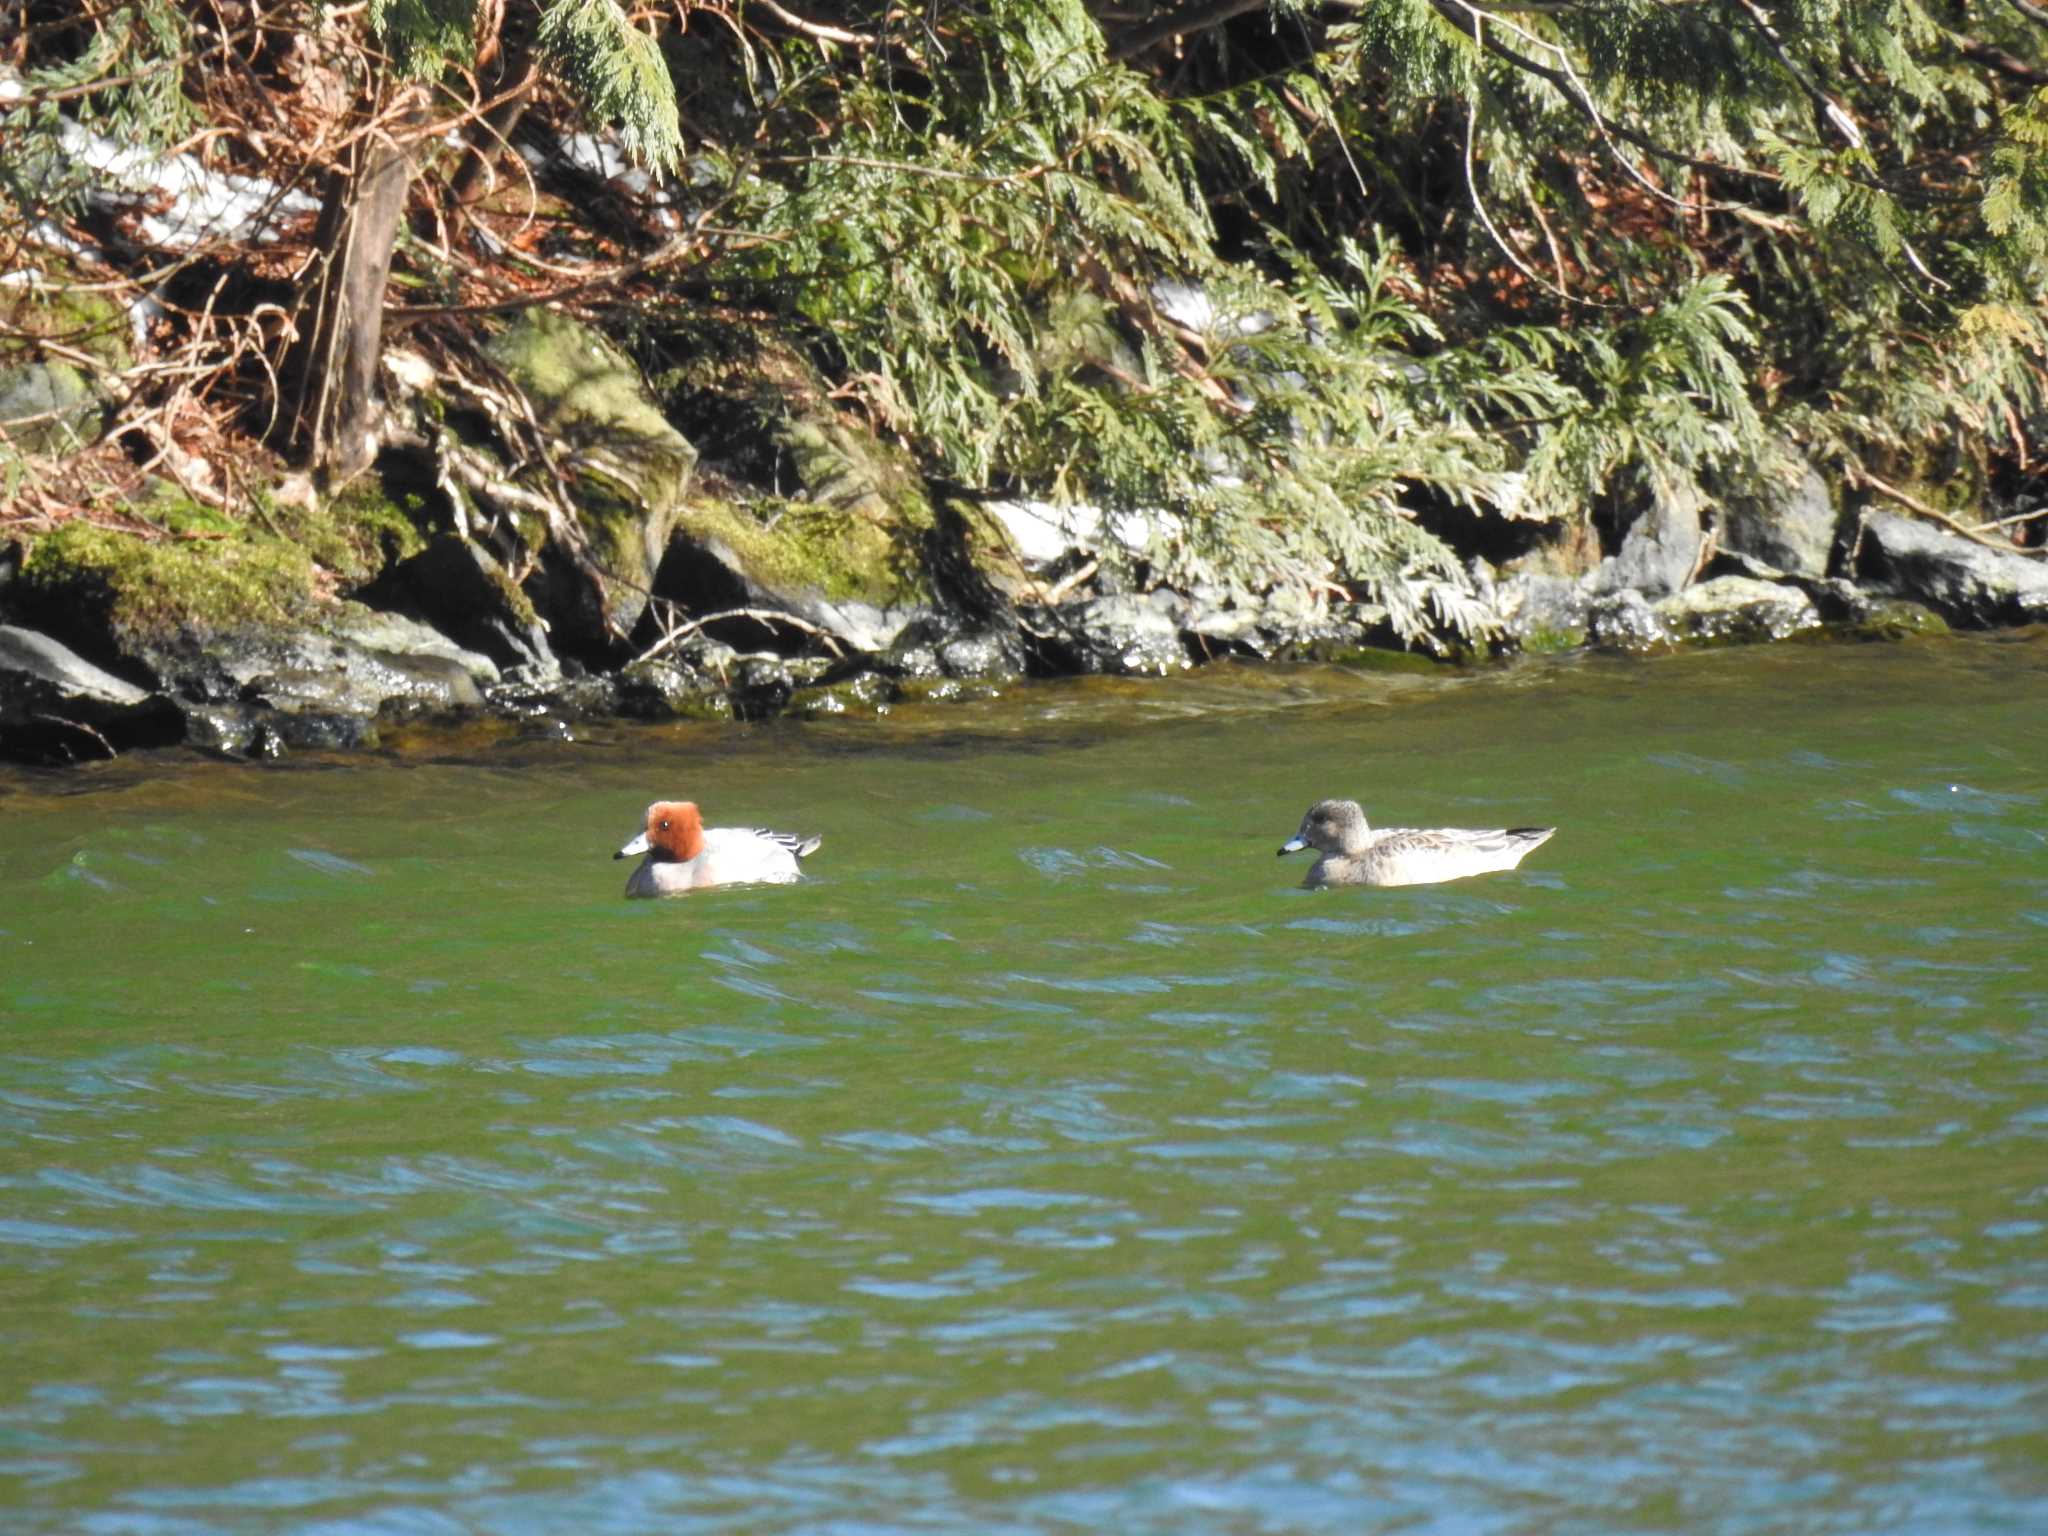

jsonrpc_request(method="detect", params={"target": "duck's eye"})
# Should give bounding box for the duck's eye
[658,818,670,830]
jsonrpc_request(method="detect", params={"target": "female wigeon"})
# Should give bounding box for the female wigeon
[614,800,822,896]
[1278,798,1554,888]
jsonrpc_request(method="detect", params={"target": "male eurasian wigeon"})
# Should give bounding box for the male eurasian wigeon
[614,800,822,897]
[1278,798,1555,888]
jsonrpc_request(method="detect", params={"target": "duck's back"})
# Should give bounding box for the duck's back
[1313,826,1554,888]
[700,826,809,887]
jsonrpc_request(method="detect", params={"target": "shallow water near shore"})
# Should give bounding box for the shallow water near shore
[3,637,2046,1534]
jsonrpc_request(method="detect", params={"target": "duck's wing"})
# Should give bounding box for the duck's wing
[1366,825,1554,885]
[745,828,822,859]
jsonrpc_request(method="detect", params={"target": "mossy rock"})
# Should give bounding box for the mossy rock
[22,516,315,645]
[0,361,103,456]
[670,495,924,607]
[1318,643,1460,676]
[484,309,699,644]
[1515,623,1589,656]
[788,670,897,718]
[0,263,132,374]
[1834,597,1951,641]
[311,480,430,587]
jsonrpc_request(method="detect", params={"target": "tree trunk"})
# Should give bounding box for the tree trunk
[291,91,424,484]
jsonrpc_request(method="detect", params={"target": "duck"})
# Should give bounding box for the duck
[614,800,821,897]
[1278,798,1554,888]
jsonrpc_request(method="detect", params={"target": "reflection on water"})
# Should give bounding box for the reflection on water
[3,638,2047,1533]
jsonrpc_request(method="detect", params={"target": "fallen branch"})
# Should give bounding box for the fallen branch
[1854,469,2043,555]
[632,602,848,666]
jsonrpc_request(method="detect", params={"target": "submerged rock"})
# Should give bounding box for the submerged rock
[1655,574,1820,644]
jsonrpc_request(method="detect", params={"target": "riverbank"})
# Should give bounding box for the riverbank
[6,299,2046,768]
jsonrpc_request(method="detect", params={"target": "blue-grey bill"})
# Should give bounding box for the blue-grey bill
[615,832,650,859]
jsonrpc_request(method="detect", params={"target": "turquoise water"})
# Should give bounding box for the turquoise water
[3,638,2047,1533]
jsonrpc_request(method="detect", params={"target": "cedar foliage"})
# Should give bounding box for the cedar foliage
[2,1,2043,646]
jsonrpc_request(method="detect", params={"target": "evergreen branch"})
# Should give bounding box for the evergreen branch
[1726,0,1864,149]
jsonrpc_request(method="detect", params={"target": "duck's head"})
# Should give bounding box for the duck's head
[1278,798,1368,857]
[616,800,705,863]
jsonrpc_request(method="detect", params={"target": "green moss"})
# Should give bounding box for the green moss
[1515,625,1589,656]
[1320,644,1460,675]
[304,480,429,585]
[24,517,315,638]
[676,493,930,605]
[0,263,132,373]
[487,311,695,502]
[1830,599,1950,642]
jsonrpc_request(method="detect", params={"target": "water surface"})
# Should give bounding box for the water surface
[4,639,2046,1533]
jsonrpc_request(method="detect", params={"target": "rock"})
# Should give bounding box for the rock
[894,675,1005,705]
[1180,588,1272,660]
[485,310,697,652]
[1493,572,1591,653]
[484,668,622,721]
[1836,596,1949,639]
[358,536,558,677]
[0,623,150,708]
[875,615,1026,682]
[615,658,731,720]
[111,600,494,721]
[0,360,101,455]
[181,701,379,756]
[1050,592,1190,676]
[1720,453,1839,577]
[936,626,1027,680]
[789,670,895,718]
[0,623,182,762]
[1595,475,1708,599]
[1585,589,1668,651]
[982,498,1153,566]
[654,492,935,657]
[1855,509,2048,627]
[1653,574,1820,644]
[323,607,500,685]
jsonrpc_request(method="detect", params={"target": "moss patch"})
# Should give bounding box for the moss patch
[675,493,930,606]
[23,516,316,640]
[305,480,429,586]
[486,311,695,513]
[0,263,132,374]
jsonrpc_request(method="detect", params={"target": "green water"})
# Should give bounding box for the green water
[3,639,2046,1534]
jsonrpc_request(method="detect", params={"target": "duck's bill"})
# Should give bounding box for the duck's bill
[1277,836,1307,856]
[615,832,650,859]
